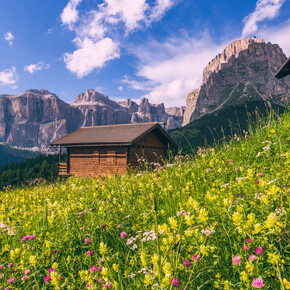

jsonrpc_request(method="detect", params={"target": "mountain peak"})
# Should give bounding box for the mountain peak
[203,37,265,84]
[72,89,111,106]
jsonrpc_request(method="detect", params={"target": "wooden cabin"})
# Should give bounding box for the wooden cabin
[50,122,177,176]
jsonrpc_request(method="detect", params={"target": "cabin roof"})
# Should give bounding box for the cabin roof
[275,57,290,79]
[50,122,177,148]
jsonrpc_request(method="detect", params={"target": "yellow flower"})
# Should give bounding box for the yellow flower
[232,212,243,226]
[29,255,36,266]
[268,252,280,265]
[283,278,290,289]
[99,242,107,255]
[270,129,275,134]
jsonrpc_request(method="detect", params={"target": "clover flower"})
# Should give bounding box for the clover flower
[246,238,252,243]
[248,255,257,262]
[44,276,51,282]
[7,277,16,283]
[232,255,242,265]
[243,245,249,251]
[252,277,265,288]
[84,238,91,244]
[120,232,127,239]
[48,268,55,273]
[90,266,97,273]
[193,254,199,262]
[21,276,28,281]
[103,282,112,289]
[183,259,191,267]
[87,251,93,256]
[24,270,31,275]
[170,278,179,287]
[255,247,264,255]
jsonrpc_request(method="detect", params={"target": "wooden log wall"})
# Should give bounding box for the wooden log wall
[129,132,166,165]
[69,146,128,176]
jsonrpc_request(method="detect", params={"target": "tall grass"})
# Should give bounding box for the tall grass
[0,110,289,289]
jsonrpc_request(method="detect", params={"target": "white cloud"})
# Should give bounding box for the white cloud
[61,0,83,27]
[4,31,14,46]
[242,0,286,37]
[61,0,176,77]
[118,86,123,91]
[258,20,290,55]
[24,62,51,74]
[0,66,18,86]
[126,33,225,107]
[64,37,120,78]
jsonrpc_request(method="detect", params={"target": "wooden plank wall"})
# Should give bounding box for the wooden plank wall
[69,146,128,176]
[129,132,166,165]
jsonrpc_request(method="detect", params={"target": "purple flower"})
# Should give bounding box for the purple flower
[183,259,191,267]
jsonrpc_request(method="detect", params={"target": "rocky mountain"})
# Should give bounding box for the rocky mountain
[183,37,290,125]
[0,89,184,150]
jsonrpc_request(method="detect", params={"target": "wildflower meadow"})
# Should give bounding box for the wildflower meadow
[0,110,289,289]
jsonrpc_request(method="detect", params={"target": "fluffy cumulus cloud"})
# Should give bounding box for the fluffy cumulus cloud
[61,0,176,77]
[61,0,83,27]
[64,37,120,78]
[24,62,51,74]
[242,0,286,37]
[125,34,226,107]
[4,31,14,46]
[0,66,18,86]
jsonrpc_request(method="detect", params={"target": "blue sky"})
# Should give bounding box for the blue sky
[0,0,289,106]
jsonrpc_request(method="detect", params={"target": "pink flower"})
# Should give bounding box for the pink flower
[170,278,179,287]
[252,277,265,288]
[193,254,199,262]
[255,180,259,184]
[183,259,191,267]
[103,282,112,288]
[246,238,252,244]
[44,276,51,282]
[120,232,127,239]
[48,268,55,274]
[85,238,91,244]
[79,212,83,216]
[258,172,263,177]
[21,276,28,281]
[97,266,102,272]
[87,283,90,288]
[5,287,10,290]
[0,265,4,269]
[98,277,104,283]
[60,277,63,280]
[87,251,93,257]
[7,278,16,283]
[8,263,13,268]
[90,266,97,273]
[243,245,249,251]
[24,270,31,275]
[248,255,257,262]
[232,255,242,265]
[255,247,264,255]
[53,249,57,253]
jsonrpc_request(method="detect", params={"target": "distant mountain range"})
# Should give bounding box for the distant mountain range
[0,37,289,155]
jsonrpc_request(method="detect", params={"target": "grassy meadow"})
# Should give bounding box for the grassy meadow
[0,110,289,289]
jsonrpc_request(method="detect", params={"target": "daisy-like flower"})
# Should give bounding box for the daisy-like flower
[252,277,265,288]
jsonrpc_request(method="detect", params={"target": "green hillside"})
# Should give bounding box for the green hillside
[0,110,289,289]
[169,101,285,153]
[0,143,40,166]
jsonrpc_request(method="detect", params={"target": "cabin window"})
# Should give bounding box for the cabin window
[107,150,117,165]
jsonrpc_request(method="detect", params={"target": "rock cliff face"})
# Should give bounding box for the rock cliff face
[0,89,184,150]
[183,37,290,125]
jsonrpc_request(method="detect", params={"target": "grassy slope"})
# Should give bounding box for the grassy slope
[0,111,289,289]
[169,101,285,154]
[0,143,40,166]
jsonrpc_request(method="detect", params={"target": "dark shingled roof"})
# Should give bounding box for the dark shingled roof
[275,57,290,79]
[50,122,177,148]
